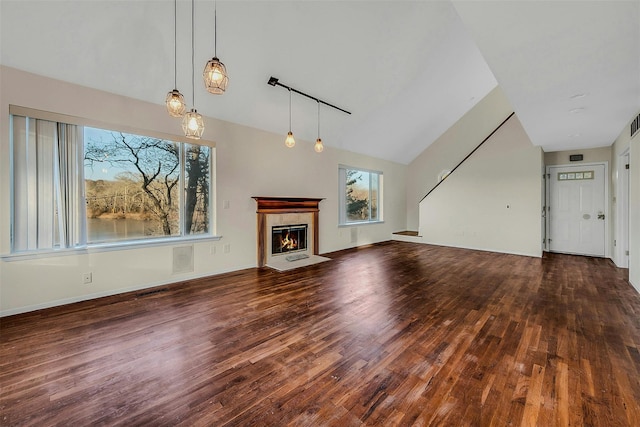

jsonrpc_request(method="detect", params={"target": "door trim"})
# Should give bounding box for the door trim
[615,150,630,268]
[545,161,609,258]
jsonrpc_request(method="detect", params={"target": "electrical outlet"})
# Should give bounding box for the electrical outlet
[210,244,216,255]
[82,272,92,284]
[223,243,231,253]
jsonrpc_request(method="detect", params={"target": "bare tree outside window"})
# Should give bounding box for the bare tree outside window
[184,144,210,235]
[84,128,210,243]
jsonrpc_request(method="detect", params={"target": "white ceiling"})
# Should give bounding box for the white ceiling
[1,1,638,164]
[453,0,640,154]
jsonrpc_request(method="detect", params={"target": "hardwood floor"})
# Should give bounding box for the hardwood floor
[1,241,639,426]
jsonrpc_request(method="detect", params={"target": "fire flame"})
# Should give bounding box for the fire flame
[280,232,297,250]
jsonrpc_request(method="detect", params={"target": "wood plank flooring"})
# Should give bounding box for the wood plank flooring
[1,241,639,426]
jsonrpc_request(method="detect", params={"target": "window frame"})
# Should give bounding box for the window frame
[8,105,219,257]
[338,165,384,226]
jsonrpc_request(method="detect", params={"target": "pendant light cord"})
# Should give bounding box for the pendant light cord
[173,0,177,89]
[214,1,217,57]
[191,0,195,106]
[289,89,292,131]
[317,101,320,139]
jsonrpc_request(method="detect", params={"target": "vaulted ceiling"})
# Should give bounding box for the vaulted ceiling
[1,1,638,164]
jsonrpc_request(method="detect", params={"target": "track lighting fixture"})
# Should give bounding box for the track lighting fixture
[267,77,351,153]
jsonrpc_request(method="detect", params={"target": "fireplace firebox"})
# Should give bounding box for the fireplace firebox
[272,224,308,255]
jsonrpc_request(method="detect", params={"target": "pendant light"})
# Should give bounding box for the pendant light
[183,0,204,139]
[183,109,204,139]
[203,0,229,94]
[285,89,296,148]
[166,0,186,117]
[314,101,324,153]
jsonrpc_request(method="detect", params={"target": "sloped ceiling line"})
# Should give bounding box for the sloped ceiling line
[1,1,637,163]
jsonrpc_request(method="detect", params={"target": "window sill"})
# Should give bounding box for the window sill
[338,220,384,228]
[1,235,223,262]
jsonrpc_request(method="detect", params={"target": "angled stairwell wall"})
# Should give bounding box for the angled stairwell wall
[406,87,513,230]
[418,114,543,257]
[405,85,543,257]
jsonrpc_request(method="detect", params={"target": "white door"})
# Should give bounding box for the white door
[548,164,606,256]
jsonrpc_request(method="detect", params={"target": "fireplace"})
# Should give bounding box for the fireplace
[272,224,308,255]
[253,197,323,267]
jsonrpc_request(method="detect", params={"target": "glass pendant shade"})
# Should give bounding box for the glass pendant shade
[182,109,204,139]
[285,131,296,148]
[203,57,229,94]
[166,89,186,117]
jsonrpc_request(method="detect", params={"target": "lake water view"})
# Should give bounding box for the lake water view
[87,218,158,243]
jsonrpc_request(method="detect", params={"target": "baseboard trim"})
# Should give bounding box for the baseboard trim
[0,264,255,318]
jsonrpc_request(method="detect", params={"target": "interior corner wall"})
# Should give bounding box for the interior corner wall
[0,66,407,316]
[630,134,640,289]
[405,86,512,231]
[418,115,543,257]
[611,111,639,291]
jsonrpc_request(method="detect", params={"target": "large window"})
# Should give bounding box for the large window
[10,112,213,253]
[338,166,383,225]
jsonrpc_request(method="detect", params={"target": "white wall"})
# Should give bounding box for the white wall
[544,147,612,166]
[612,110,640,290]
[0,66,407,316]
[405,86,511,230]
[418,115,543,257]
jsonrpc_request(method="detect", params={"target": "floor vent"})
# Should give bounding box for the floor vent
[137,288,169,297]
[632,113,640,138]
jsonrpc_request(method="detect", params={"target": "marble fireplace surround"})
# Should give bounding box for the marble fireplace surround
[253,197,323,268]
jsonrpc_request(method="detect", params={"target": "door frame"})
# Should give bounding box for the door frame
[615,150,630,268]
[545,161,609,258]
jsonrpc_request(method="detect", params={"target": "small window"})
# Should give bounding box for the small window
[338,166,383,225]
[557,170,593,181]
